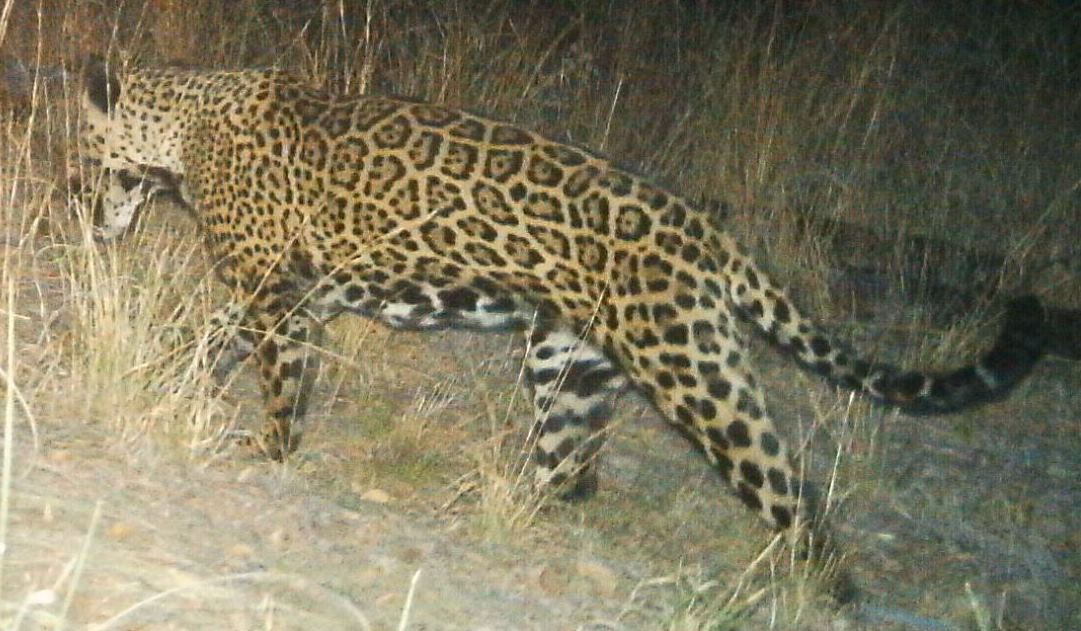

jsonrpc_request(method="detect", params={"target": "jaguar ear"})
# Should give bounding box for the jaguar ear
[84,55,121,114]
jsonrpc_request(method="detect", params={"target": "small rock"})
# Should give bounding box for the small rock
[268,527,290,549]
[26,589,57,606]
[107,521,134,540]
[361,488,393,503]
[229,543,255,558]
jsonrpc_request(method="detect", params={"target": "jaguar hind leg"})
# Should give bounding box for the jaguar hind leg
[604,295,812,537]
[524,325,627,499]
[330,269,629,495]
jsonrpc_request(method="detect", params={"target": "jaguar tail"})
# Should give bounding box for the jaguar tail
[719,243,1047,413]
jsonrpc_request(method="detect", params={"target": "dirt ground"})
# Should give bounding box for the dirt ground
[3,245,1078,629]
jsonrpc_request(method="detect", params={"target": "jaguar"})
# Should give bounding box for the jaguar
[77,57,1046,553]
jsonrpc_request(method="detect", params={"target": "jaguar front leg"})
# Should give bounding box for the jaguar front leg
[243,305,321,460]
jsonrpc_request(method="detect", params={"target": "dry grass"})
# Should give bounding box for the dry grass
[0,0,1078,628]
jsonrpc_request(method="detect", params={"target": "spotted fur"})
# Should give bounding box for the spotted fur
[77,57,1047,545]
